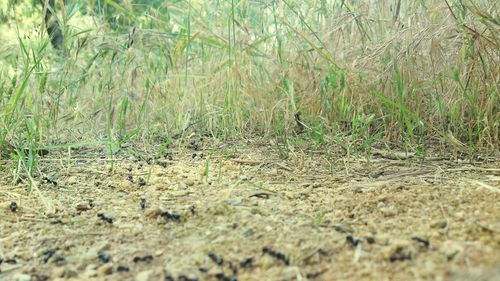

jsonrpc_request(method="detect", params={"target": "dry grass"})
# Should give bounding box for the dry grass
[0,0,498,169]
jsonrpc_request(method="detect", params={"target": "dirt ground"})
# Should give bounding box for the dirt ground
[1,140,499,281]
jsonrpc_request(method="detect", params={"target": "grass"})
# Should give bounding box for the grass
[0,0,498,178]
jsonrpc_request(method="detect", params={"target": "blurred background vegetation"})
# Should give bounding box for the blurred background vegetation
[0,0,498,170]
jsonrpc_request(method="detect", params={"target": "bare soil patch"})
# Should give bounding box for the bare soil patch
[1,141,499,281]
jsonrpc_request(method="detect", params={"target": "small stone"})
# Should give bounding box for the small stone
[145,208,162,218]
[51,267,66,278]
[154,184,167,191]
[66,176,78,185]
[75,203,89,212]
[97,263,113,276]
[430,220,448,229]
[281,266,300,280]
[82,268,97,278]
[311,182,322,188]
[333,223,353,234]
[380,206,398,217]
[243,228,254,237]
[199,168,207,177]
[13,273,31,281]
[185,179,195,186]
[135,269,153,281]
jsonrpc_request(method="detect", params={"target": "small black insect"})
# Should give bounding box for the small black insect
[306,269,327,279]
[294,112,305,132]
[389,250,412,262]
[192,153,197,159]
[164,152,173,161]
[117,265,130,272]
[198,266,209,273]
[156,160,168,168]
[228,261,238,275]
[366,236,376,244]
[42,176,58,186]
[127,175,134,182]
[133,254,153,263]
[53,255,66,265]
[189,205,196,215]
[346,235,360,247]
[42,248,58,263]
[160,211,181,221]
[9,201,17,212]
[50,219,64,225]
[239,257,253,268]
[189,141,200,151]
[249,192,270,199]
[140,198,147,210]
[138,177,146,186]
[31,274,50,281]
[447,250,459,261]
[88,199,95,208]
[411,236,430,248]
[4,257,17,264]
[98,251,111,263]
[97,213,113,224]
[215,272,236,281]
[208,252,224,265]
[262,247,289,266]
[177,275,198,281]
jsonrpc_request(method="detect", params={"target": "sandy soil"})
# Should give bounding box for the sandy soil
[1,140,499,281]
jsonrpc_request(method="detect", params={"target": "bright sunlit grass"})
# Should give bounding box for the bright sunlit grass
[0,0,498,176]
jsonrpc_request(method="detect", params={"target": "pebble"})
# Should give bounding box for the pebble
[13,273,31,281]
[281,266,301,280]
[430,220,448,229]
[66,176,78,185]
[75,203,90,212]
[380,206,398,217]
[145,208,162,218]
[82,268,97,278]
[51,267,66,278]
[97,263,114,276]
[135,269,153,281]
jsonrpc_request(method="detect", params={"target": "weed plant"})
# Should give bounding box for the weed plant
[0,0,498,175]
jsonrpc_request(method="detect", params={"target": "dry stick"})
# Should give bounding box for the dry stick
[471,181,500,193]
[23,158,55,214]
[231,159,261,165]
[438,203,450,237]
[275,162,293,171]
[379,169,434,180]
[2,216,52,222]
[447,167,500,173]
[0,265,22,273]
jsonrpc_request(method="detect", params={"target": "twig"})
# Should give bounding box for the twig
[471,180,500,193]
[232,159,262,165]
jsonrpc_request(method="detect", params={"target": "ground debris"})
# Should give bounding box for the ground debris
[0,144,498,281]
